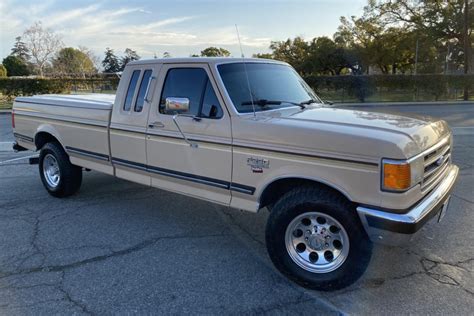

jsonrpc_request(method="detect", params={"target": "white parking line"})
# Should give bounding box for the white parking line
[0,154,38,165]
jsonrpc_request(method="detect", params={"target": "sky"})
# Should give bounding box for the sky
[0,0,366,60]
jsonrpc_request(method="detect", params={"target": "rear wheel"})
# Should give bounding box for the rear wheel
[265,186,372,291]
[39,142,82,197]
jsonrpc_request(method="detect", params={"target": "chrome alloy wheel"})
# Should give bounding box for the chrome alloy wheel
[43,154,60,188]
[285,212,350,273]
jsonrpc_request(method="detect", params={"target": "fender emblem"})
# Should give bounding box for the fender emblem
[247,157,269,173]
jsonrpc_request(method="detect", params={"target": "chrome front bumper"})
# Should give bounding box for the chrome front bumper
[357,164,459,245]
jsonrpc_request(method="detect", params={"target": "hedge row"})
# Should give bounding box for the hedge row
[0,78,120,99]
[1,75,473,102]
[304,74,474,102]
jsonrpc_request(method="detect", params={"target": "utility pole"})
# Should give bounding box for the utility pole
[463,0,470,100]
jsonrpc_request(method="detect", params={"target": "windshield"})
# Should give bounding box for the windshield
[217,62,321,113]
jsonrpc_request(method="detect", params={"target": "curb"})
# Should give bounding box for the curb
[334,101,474,107]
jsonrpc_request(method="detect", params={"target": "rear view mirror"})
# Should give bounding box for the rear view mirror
[165,97,190,113]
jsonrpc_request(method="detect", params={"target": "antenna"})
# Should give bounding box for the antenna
[235,24,256,118]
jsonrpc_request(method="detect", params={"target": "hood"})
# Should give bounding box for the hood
[233,107,451,162]
[280,107,450,151]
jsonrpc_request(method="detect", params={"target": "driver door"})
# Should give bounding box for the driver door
[146,63,232,205]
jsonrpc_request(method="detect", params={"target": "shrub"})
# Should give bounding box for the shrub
[304,74,474,102]
[0,64,7,77]
[0,78,119,99]
[2,55,30,77]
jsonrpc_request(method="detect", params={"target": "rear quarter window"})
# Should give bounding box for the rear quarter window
[123,70,141,111]
[134,69,153,112]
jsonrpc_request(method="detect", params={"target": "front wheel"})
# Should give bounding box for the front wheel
[39,142,82,197]
[265,186,372,291]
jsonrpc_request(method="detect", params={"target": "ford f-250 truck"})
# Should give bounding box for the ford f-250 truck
[12,58,459,290]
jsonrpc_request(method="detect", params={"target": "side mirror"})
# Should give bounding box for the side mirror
[165,97,190,114]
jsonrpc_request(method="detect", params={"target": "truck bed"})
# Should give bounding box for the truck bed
[14,94,115,124]
[13,93,116,175]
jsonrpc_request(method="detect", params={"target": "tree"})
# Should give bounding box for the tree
[253,53,273,59]
[120,48,140,71]
[102,48,120,73]
[2,55,30,76]
[373,0,473,72]
[306,37,349,75]
[200,47,231,57]
[11,36,30,61]
[269,37,310,74]
[79,46,101,71]
[372,0,472,98]
[52,47,96,77]
[22,21,63,76]
[0,65,7,77]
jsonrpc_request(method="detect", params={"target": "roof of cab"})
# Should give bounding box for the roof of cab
[128,57,288,66]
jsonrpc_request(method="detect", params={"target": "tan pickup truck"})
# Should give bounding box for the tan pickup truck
[12,58,459,290]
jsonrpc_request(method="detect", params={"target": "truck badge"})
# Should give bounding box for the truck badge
[247,157,270,173]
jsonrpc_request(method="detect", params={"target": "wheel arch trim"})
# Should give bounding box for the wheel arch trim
[34,124,65,150]
[257,175,354,209]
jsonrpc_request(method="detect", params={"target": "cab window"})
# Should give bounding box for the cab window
[134,69,153,112]
[123,70,141,111]
[159,68,223,119]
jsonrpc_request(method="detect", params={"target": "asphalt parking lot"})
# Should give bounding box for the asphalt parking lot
[0,104,473,315]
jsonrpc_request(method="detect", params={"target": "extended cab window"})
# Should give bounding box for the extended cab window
[134,69,153,112]
[124,70,141,111]
[160,68,223,119]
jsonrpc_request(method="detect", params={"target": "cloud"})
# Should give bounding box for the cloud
[0,0,270,59]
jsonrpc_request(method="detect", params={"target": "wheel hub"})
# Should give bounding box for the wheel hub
[43,154,60,188]
[308,234,327,251]
[285,212,350,274]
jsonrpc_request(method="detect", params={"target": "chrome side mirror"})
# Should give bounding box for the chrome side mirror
[165,97,190,113]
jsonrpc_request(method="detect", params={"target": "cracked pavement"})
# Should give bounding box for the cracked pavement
[0,104,473,315]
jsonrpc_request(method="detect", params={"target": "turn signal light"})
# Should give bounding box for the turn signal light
[383,161,411,191]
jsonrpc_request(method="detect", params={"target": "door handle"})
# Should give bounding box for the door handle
[148,121,165,128]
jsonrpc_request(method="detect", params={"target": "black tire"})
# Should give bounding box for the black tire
[39,142,82,197]
[265,185,372,291]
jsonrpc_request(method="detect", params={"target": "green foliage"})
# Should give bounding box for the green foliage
[11,36,30,61]
[0,78,119,99]
[200,47,231,57]
[120,48,140,71]
[102,48,120,73]
[270,37,310,74]
[0,65,7,77]
[2,55,30,76]
[253,53,273,59]
[52,47,96,76]
[304,74,474,102]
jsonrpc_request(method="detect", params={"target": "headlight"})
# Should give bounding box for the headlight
[382,158,424,192]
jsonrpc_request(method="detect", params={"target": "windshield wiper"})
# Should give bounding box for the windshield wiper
[241,99,310,109]
[300,99,319,106]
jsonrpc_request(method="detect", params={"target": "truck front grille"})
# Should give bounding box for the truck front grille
[421,141,451,191]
